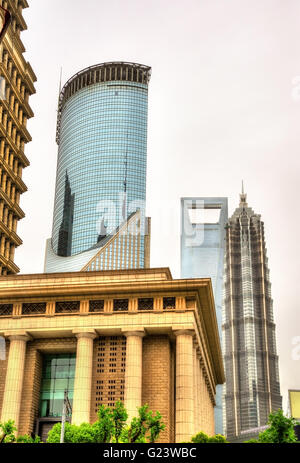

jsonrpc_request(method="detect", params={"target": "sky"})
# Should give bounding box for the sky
[14,0,300,411]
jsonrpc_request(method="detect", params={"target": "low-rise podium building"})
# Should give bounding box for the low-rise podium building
[0,268,224,442]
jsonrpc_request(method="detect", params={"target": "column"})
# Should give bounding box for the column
[1,334,31,429]
[196,347,202,435]
[0,236,5,256]
[9,244,15,261]
[193,344,199,435]
[72,331,97,425]
[2,172,7,191]
[123,329,145,423]
[0,201,4,221]
[174,329,195,443]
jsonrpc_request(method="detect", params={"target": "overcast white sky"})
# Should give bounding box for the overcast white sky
[14,0,300,410]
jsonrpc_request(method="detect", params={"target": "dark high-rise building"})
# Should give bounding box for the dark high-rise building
[0,0,36,275]
[44,62,151,273]
[222,187,282,440]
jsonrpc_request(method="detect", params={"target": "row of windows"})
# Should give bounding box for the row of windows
[63,101,148,114]
[63,102,147,119]
[0,47,31,107]
[56,162,147,175]
[0,103,27,150]
[59,134,147,145]
[60,129,147,143]
[0,298,179,316]
[61,115,148,128]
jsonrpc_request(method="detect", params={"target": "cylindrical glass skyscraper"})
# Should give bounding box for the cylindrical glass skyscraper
[51,62,151,260]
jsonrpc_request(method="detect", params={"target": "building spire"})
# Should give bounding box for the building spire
[239,180,247,207]
[57,67,63,113]
[59,66,63,94]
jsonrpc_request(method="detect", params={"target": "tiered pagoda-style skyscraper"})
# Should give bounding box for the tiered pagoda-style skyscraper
[0,0,36,275]
[222,187,282,440]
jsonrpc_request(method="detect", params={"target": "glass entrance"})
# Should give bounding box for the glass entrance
[39,353,75,418]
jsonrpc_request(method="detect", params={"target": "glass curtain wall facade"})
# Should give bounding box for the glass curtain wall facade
[39,354,75,418]
[50,62,151,268]
[180,197,228,435]
[222,190,282,440]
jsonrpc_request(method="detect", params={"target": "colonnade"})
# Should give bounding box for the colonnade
[0,328,213,442]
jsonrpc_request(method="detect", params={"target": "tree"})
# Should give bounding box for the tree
[47,402,165,444]
[245,409,299,443]
[112,401,128,443]
[0,420,16,443]
[191,431,228,443]
[121,405,165,443]
[0,420,40,443]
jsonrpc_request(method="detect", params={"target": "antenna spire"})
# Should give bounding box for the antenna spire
[59,66,63,94]
[57,67,63,114]
[239,180,248,207]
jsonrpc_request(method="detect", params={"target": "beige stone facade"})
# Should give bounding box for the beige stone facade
[0,0,36,275]
[0,268,224,442]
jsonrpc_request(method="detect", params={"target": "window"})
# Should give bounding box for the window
[89,300,104,313]
[113,299,128,312]
[39,354,75,418]
[22,303,46,315]
[163,297,176,310]
[0,304,13,316]
[138,298,153,310]
[55,301,80,314]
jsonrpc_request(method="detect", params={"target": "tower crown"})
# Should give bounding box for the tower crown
[239,180,248,207]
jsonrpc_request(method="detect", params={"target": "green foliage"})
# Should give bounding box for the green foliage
[146,409,165,443]
[0,420,41,443]
[121,404,165,443]
[47,422,98,443]
[16,435,41,443]
[244,409,298,444]
[0,420,17,443]
[47,402,165,444]
[112,401,128,443]
[191,431,228,443]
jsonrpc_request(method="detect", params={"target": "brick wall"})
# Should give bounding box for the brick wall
[142,335,173,443]
[198,365,215,436]
[18,346,42,435]
[90,336,126,423]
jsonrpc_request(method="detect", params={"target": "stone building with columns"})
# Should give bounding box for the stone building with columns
[0,0,36,275]
[0,267,224,443]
